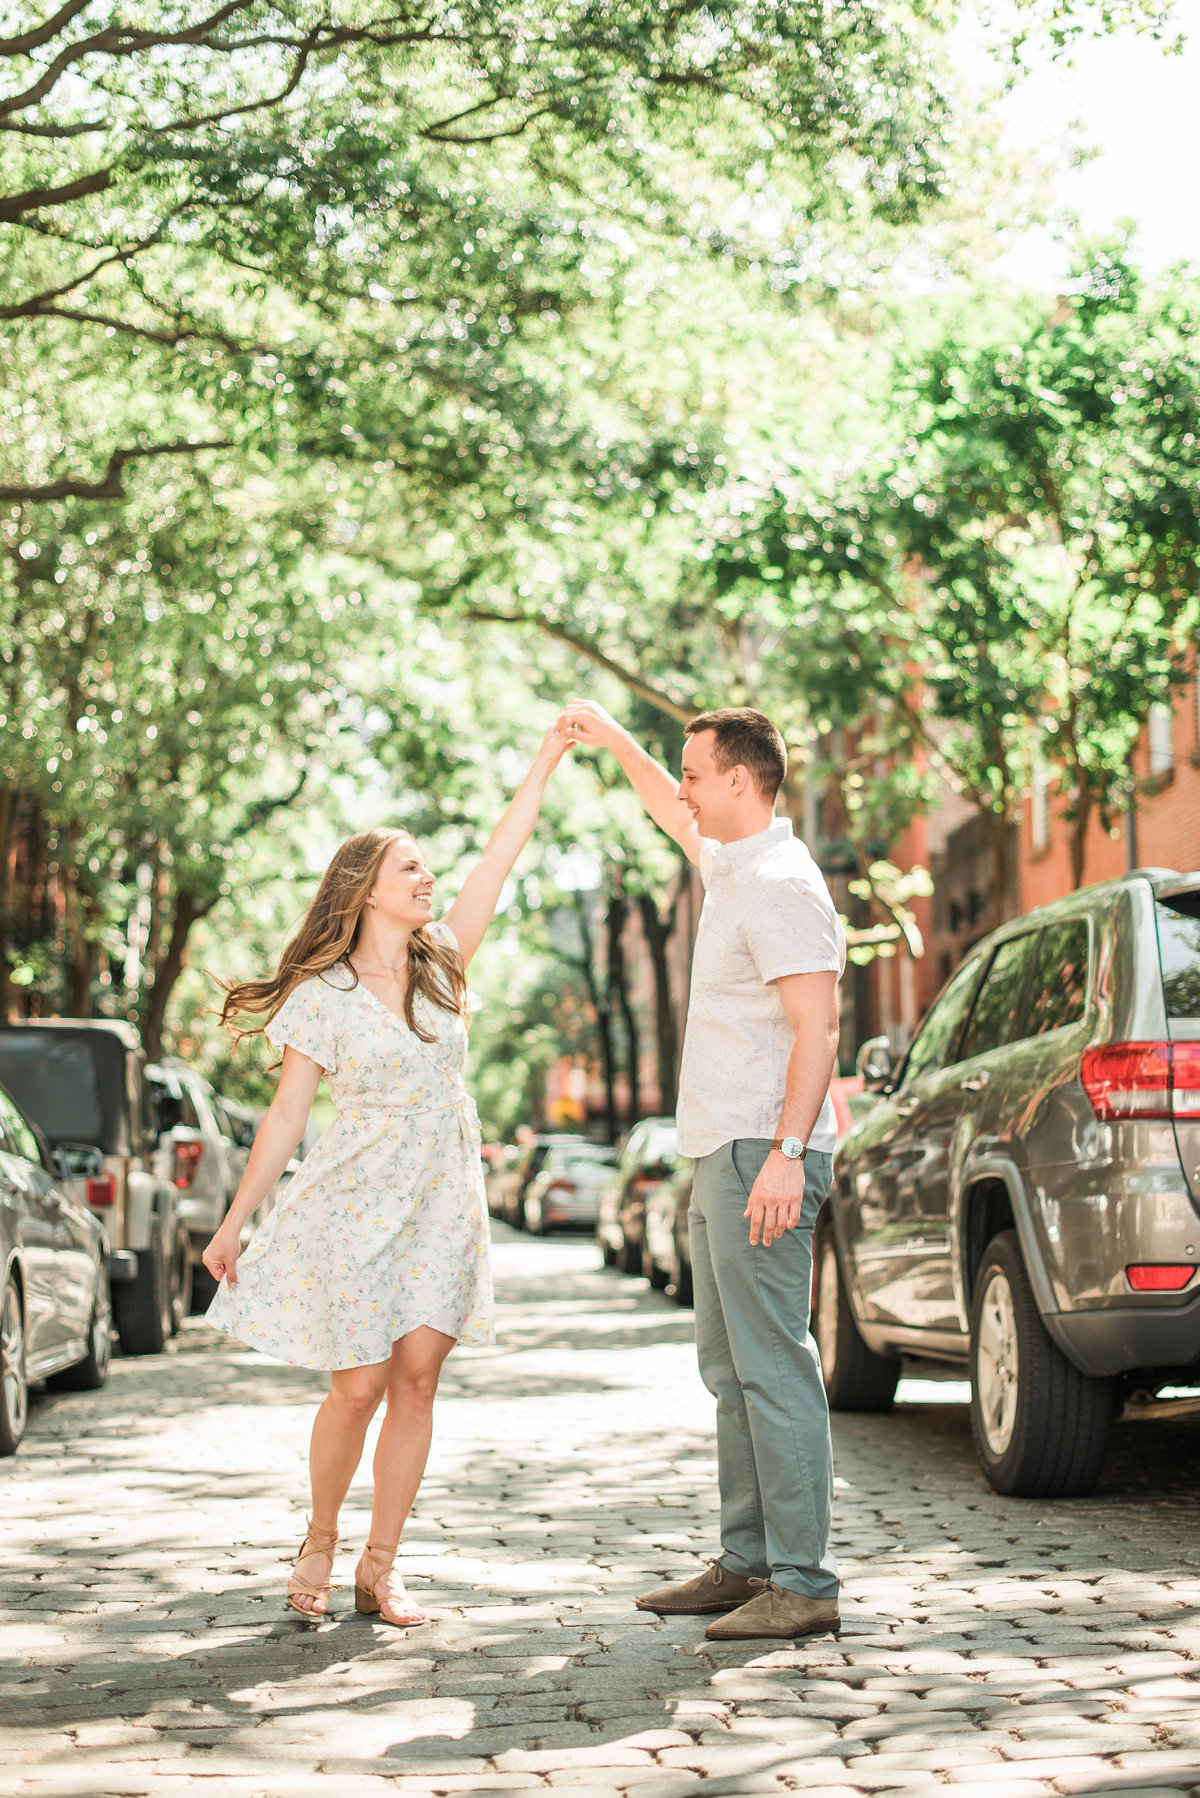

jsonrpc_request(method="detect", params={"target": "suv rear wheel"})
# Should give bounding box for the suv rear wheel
[969,1230,1113,1497]
[813,1226,900,1412]
[169,1223,192,1335]
[113,1225,169,1356]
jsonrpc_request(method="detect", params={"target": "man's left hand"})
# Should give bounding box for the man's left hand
[745,1150,806,1247]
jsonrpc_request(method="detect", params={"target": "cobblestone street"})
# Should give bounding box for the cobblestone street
[6,1225,1200,1798]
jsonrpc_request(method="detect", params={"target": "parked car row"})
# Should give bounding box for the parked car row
[599,1084,872,1307]
[485,1135,617,1232]
[0,1016,283,1456]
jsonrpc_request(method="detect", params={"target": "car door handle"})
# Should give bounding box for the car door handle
[961,1072,991,1092]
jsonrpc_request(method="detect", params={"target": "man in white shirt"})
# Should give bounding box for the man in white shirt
[562,701,845,1641]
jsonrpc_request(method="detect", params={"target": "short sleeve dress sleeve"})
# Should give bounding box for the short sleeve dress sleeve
[266,979,339,1073]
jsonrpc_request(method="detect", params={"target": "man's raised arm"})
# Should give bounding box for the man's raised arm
[561,700,703,865]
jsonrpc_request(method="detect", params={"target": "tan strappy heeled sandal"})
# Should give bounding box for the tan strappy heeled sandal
[285,1517,338,1619]
[354,1541,426,1626]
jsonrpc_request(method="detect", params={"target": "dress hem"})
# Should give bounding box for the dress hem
[205,1307,495,1371]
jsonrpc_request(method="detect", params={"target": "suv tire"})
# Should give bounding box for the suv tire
[169,1223,192,1336]
[813,1226,900,1412]
[969,1230,1113,1497]
[113,1224,169,1356]
[47,1262,112,1393]
[0,1274,28,1455]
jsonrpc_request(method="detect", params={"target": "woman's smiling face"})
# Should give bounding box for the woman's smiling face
[368,836,435,927]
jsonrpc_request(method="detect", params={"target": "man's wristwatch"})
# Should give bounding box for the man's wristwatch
[770,1135,808,1161]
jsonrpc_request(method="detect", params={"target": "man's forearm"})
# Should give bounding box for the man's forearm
[774,1013,840,1144]
[613,734,697,854]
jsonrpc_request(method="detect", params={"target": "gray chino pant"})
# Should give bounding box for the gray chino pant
[689,1139,839,1599]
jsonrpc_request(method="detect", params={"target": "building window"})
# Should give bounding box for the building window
[1031,759,1051,853]
[1148,703,1175,779]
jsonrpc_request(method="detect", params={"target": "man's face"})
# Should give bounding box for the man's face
[677,729,738,840]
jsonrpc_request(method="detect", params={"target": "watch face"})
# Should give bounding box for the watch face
[781,1136,804,1160]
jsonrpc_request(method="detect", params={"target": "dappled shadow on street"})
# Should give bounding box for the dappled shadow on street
[5,1228,1200,1795]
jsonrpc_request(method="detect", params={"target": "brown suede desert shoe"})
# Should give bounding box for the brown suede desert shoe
[704,1583,841,1641]
[635,1559,760,1615]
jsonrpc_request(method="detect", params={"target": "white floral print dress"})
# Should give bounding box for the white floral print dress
[206,923,493,1370]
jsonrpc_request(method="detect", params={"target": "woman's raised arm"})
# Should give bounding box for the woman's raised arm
[444,722,570,967]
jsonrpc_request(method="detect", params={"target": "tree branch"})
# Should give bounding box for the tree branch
[463,604,695,722]
[0,439,232,503]
[0,0,91,57]
[0,167,110,222]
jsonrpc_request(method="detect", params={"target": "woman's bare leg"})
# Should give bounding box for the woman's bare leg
[356,1326,455,1623]
[370,1325,456,1545]
[291,1361,389,1615]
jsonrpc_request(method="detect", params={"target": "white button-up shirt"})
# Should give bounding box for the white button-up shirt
[676,819,847,1160]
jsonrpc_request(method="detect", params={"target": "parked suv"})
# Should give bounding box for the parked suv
[0,1022,189,1356]
[818,869,1200,1498]
[149,1061,250,1299]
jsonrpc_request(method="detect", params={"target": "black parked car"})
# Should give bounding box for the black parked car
[643,1159,694,1302]
[597,1117,678,1274]
[0,1080,113,1455]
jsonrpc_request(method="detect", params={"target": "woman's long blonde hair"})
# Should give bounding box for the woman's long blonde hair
[219,827,467,1046]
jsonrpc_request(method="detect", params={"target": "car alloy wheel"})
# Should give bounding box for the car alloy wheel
[0,1277,28,1454]
[974,1266,1020,1457]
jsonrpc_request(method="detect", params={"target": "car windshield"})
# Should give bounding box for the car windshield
[1157,894,1200,1022]
[0,1030,117,1151]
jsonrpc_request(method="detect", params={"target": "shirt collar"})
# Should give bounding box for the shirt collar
[709,816,793,873]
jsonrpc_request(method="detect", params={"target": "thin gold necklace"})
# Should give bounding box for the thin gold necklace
[352,955,408,982]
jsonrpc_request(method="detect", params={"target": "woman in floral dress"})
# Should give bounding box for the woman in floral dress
[202,723,570,1626]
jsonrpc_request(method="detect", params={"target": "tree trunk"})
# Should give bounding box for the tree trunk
[986,810,1013,924]
[607,890,641,1127]
[59,831,100,1018]
[572,889,618,1143]
[637,889,679,1115]
[142,886,212,1061]
[1069,785,1092,891]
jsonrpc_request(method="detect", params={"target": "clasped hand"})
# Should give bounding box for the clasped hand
[745,1152,806,1248]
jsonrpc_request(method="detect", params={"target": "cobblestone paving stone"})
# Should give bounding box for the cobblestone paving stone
[5,1228,1200,1798]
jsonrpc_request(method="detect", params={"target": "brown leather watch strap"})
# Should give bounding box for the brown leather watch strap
[769,1137,808,1160]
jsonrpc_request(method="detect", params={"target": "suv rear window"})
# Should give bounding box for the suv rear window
[0,1030,118,1150]
[1025,918,1091,1036]
[1157,894,1200,1021]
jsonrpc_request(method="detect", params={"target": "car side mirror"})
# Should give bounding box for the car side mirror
[855,1036,895,1093]
[56,1141,105,1178]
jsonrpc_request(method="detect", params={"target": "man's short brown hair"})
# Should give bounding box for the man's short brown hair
[685,707,787,802]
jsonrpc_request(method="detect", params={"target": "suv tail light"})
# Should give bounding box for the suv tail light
[1080,1043,1200,1120]
[1127,1264,1196,1291]
[86,1174,115,1206]
[173,1139,206,1188]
